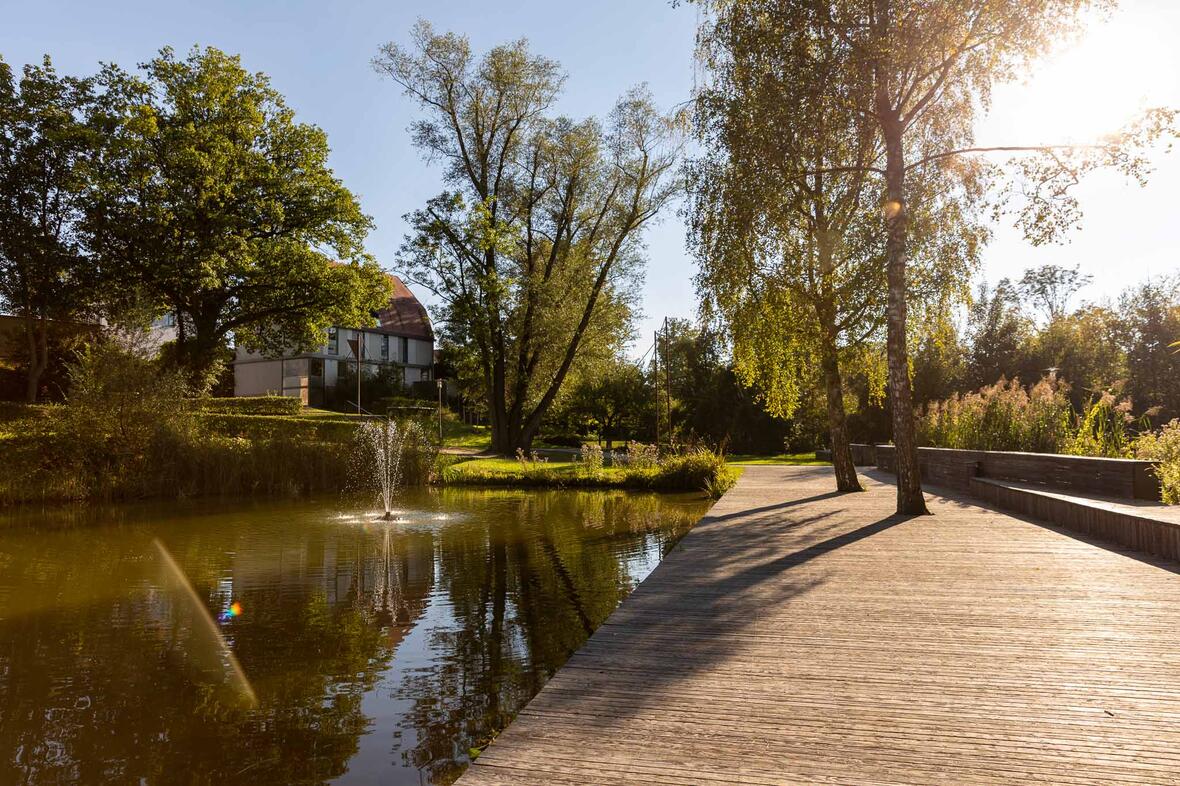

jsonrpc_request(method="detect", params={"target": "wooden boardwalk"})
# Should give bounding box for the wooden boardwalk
[458,465,1180,785]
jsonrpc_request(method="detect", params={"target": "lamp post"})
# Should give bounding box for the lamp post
[347,336,362,415]
[436,378,444,444]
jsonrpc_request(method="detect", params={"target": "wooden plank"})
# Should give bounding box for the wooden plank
[457,465,1180,785]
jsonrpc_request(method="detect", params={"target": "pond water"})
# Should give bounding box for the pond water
[0,488,710,785]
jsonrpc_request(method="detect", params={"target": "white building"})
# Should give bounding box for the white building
[232,275,435,406]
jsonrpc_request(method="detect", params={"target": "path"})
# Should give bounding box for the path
[458,465,1180,785]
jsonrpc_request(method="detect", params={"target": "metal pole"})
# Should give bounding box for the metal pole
[653,329,660,455]
[663,317,671,449]
[437,378,444,443]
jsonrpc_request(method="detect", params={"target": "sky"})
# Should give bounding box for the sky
[4,0,1178,352]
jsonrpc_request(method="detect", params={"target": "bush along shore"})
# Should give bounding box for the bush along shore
[0,347,737,506]
[441,446,740,499]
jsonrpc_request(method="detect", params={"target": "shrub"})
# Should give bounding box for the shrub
[1136,420,1180,504]
[444,449,737,498]
[199,396,303,416]
[60,342,197,498]
[652,450,737,496]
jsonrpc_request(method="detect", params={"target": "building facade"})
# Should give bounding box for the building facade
[232,275,434,406]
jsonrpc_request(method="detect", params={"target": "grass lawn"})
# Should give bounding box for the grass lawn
[441,421,492,451]
[726,452,829,466]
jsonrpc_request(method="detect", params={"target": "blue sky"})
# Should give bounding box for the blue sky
[5,0,1178,350]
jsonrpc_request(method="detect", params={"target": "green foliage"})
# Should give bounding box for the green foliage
[1135,420,1180,505]
[86,46,389,377]
[376,23,682,452]
[652,320,798,453]
[1118,277,1180,422]
[556,361,651,448]
[1062,392,1139,459]
[195,412,358,442]
[444,450,737,497]
[0,55,104,400]
[0,346,372,504]
[60,341,196,496]
[199,395,303,416]
[917,376,1149,460]
[917,377,1073,453]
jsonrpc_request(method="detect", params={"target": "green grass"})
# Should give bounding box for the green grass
[442,420,492,450]
[443,453,739,497]
[726,452,829,466]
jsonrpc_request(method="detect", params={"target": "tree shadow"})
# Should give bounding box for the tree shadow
[486,475,913,737]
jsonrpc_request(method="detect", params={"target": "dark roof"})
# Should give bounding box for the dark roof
[374,275,433,340]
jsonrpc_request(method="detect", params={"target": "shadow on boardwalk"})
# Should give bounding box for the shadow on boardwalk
[461,464,1180,785]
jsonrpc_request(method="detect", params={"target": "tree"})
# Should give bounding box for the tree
[687,0,1175,513]
[688,1,983,491]
[86,47,388,383]
[965,279,1029,389]
[0,56,100,401]
[1117,276,1180,422]
[1022,304,1124,407]
[1018,263,1092,322]
[562,360,650,449]
[656,319,796,453]
[376,23,682,453]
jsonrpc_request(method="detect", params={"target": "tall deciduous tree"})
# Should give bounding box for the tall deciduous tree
[688,2,984,492]
[1018,263,1092,322]
[87,47,388,383]
[0,57,100,401]
[689,0,1174,514]
[839,0,1173,512]
[376,23,682,453]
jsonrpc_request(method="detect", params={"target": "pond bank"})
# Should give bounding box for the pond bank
[441,454,740,498]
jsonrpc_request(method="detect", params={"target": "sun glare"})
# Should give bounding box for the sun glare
[982,5,1180,144]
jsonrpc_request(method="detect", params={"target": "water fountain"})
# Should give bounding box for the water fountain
[357,419,426,520]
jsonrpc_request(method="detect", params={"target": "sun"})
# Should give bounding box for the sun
[980,3,1180,145]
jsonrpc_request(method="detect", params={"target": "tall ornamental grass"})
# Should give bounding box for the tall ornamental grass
[916,376,1179,504]
[916,378,1072,453]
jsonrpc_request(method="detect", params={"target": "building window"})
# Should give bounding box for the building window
[381,335,389,360]
[327,327,338,354]
[399,337,409,363]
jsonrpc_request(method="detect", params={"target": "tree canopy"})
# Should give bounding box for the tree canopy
[376,23,682,452]
[86,46,389,382]
[0,56,102,400]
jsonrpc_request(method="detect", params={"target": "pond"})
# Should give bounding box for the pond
[0,488,710,785]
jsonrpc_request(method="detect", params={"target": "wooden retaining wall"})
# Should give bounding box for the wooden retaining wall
[970,477,1180,563]
[870,444,1160,500]
[868,444,1176,562]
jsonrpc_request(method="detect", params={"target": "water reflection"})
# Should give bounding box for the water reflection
[0,487,709,785]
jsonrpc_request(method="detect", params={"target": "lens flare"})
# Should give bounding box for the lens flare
[221,601,243,621]
[153,539,257,707]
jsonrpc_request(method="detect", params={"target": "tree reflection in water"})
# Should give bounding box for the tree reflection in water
[0,487,708,785]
